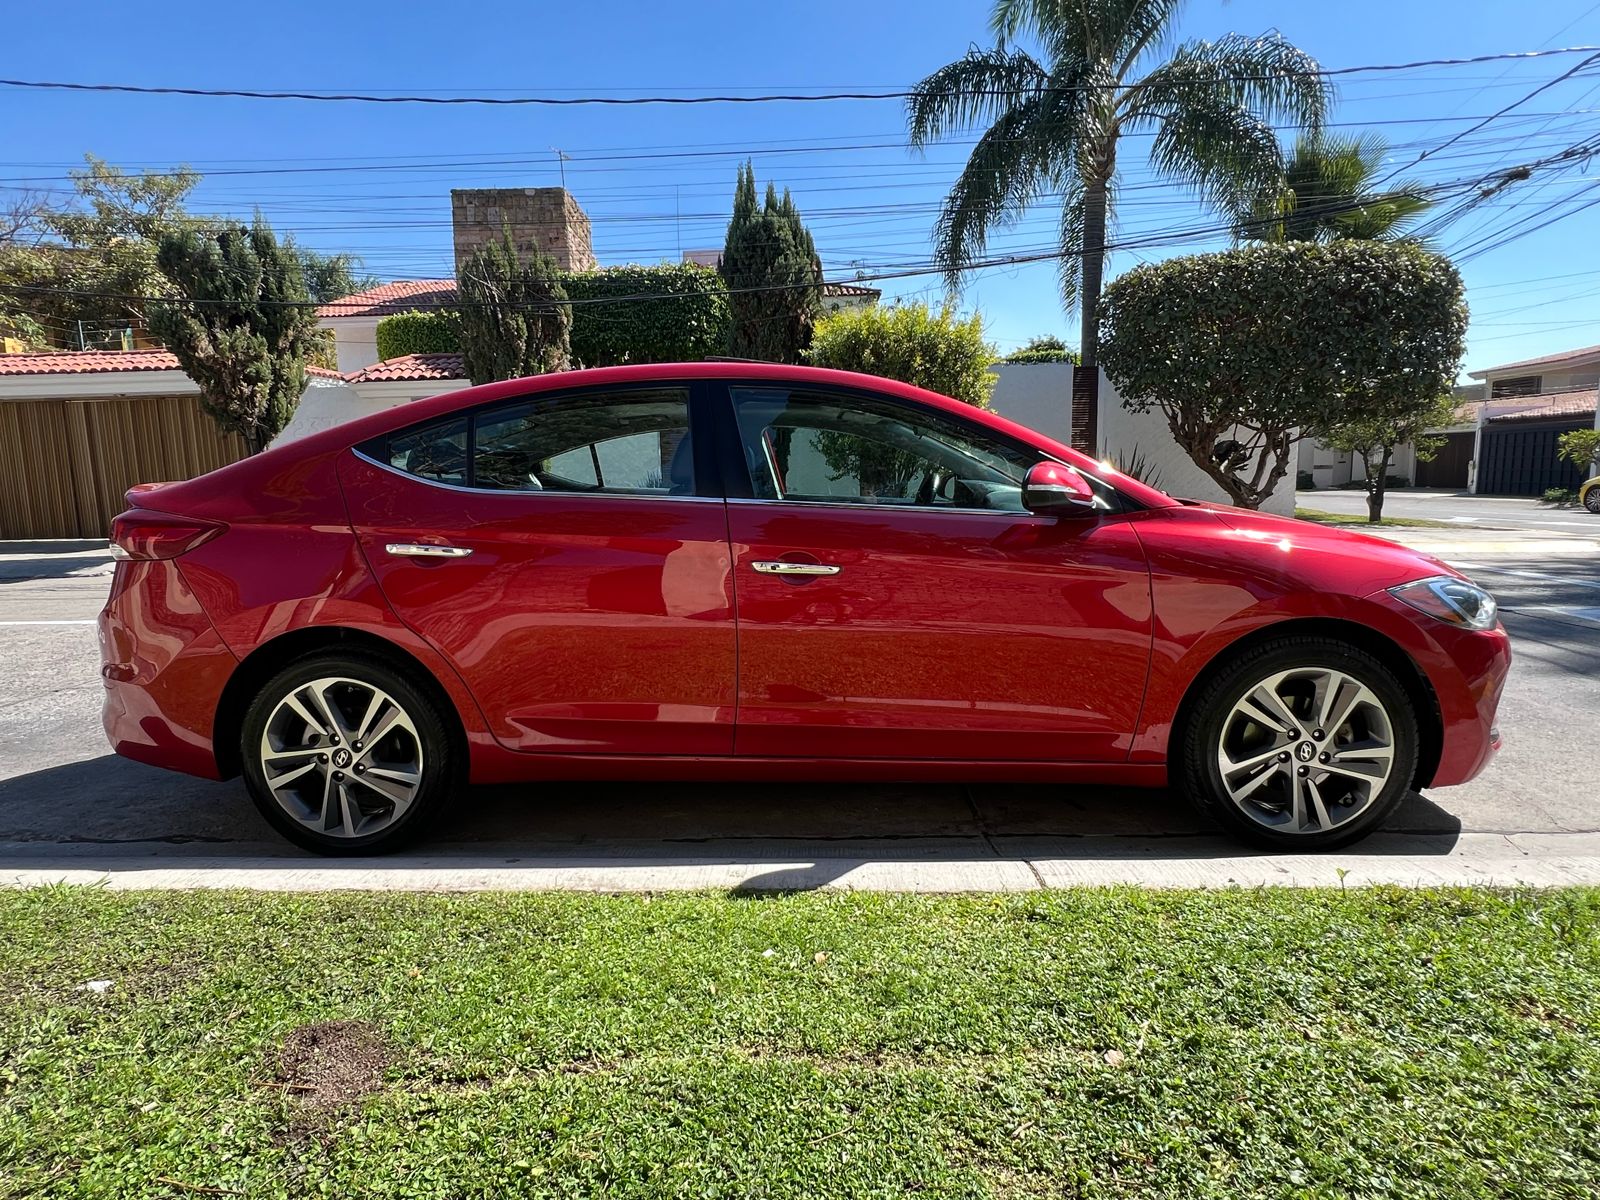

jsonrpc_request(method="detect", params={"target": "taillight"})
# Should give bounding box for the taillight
[108,509,224,561]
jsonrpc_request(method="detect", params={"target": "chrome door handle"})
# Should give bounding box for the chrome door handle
[385,543,473,559]
[752,560,840,576]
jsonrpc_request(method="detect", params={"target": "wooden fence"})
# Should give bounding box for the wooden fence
[0,395,248,539]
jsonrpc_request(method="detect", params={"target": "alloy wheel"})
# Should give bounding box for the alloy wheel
[258,676,424,840]
[1215,667,1396,836]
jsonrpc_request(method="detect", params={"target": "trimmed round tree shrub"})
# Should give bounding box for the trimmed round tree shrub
[375,310,460,360]
[1003,335,1079,365]
[808,301,997,407]
[1099,241,1466,509]
[564,264,730,366]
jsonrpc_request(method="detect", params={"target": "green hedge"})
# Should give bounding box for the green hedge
[563,263,730,367]
[372,267,732,369]
[1003,335,1078,365]
[374,310,460,359]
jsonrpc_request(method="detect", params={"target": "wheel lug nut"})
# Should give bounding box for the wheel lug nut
[1312,729,1324,741]
[1297,765,1310,777]
[354,764,365,774]
[1278,752,1291,763]
[319,753,328,763]
[333,771,344,781]
[1319,752,1330,764]
[353,741,362,751]
[330,735,339,744]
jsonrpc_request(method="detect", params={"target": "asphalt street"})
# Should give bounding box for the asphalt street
[1,523,1597,890]
[1298,488,1600,533]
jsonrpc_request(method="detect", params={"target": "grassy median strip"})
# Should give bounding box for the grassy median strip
[1293,506,1455,529]
[2,887,1598,1198]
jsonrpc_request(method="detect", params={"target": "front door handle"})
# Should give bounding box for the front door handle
[751,560,840,577]
[385,543,473,559]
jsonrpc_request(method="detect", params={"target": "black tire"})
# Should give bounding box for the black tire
[1177,636,1420,851]
[240,652,457,855]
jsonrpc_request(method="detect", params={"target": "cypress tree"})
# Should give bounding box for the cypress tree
[719,162,822,362]
[455,228,572,385]
[148,220,317,453]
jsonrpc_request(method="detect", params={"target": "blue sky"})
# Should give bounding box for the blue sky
[3,0,1599,374]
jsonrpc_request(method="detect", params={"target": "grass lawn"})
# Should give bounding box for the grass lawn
[1294,506,1454,529]
[3,887,1598,1198]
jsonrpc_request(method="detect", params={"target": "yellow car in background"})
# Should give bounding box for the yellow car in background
[1583,475,1600,514]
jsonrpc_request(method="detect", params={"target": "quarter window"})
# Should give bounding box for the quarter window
[729,387,1036,512]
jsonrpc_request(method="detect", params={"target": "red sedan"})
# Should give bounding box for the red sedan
[99,363,1509,854]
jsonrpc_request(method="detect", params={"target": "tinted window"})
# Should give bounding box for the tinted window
[384,416,469,486]
[730,387,1035,512]
[474,388,693,495]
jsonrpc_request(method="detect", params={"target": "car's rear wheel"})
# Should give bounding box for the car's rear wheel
[1584,486,1600,514]
[1178,637,1419,850]
[241,654,455,855]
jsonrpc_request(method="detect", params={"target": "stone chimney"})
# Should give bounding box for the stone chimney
[451,188,597,273]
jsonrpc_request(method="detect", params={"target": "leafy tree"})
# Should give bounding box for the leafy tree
[908,0,1327,451]
[1557,428,1600,476]
[1003,335,1079,364]
[808,301,997,406]
[720,162,822,362]
[148,220,320,453]
[0,191,59,347]
[1320,393,1461,523]
[1237,133,1431,244]
[1099,241,1467,509]
[455,229,571,385]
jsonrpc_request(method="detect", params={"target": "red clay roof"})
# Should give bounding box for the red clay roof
[1485,388,1598,422]
[315,279,456,319]
[0,350,353,382]
[0,349,182,375]
[1469,343,1600,379]
[344,353,466,383]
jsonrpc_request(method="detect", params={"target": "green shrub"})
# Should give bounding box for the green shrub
[1556,428,1600,474]
[808,301,996,407]
[1003,335,1079,365]
[375,310,460,360]
[563,263,730,367]
[1542,486,1579,505]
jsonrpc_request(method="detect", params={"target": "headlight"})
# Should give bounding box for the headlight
[1388,575,1499,631]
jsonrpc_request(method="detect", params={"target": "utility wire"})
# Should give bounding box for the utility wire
[2,47,1598,106]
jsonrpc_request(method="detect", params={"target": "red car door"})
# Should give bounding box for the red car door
[339,383,736,756]
[720,383,1153,762]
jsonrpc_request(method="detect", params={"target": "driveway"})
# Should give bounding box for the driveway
[2,535,1597,890]
[1297,487,1600,533]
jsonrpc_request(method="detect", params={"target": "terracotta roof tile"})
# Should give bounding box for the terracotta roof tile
[344,353,466,383]
[315,280,456,319]
[0,349,181,376]
[1485,387,1598,422]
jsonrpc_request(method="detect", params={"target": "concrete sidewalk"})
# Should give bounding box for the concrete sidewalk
[6,831,1599,892]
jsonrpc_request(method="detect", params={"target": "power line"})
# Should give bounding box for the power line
[3,47,1599,107]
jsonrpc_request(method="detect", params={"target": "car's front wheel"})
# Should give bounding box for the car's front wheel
[1178,636,1419,850]
[241,654,455,855]
[1584,485,1600,514]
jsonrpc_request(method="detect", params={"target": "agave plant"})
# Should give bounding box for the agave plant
[908,0,1329,451]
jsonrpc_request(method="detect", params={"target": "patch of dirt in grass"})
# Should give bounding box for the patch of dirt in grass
[275,1019,389,1109]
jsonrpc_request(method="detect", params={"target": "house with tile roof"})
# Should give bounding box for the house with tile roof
[1464,345,1599,495]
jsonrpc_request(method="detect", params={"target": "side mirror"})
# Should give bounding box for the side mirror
[1022,461,1096,516]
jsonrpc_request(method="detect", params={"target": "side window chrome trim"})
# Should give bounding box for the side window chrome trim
[348,447,725,503]
[724,495,1058,520]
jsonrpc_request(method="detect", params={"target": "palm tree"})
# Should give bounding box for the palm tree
[908,0,1329,452]
[1235,132,1432,244]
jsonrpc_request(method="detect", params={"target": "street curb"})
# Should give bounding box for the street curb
[5,832,1598,891]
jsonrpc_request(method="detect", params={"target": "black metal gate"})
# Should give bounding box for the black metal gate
[1415,431,1473,489]
[1476,419,1590,496]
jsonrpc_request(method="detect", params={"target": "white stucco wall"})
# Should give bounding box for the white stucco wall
[988,363,1297,516]
[272,376,470,447]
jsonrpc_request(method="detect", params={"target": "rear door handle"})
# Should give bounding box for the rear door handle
[385,543,473,559]
[751,560,840,576]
